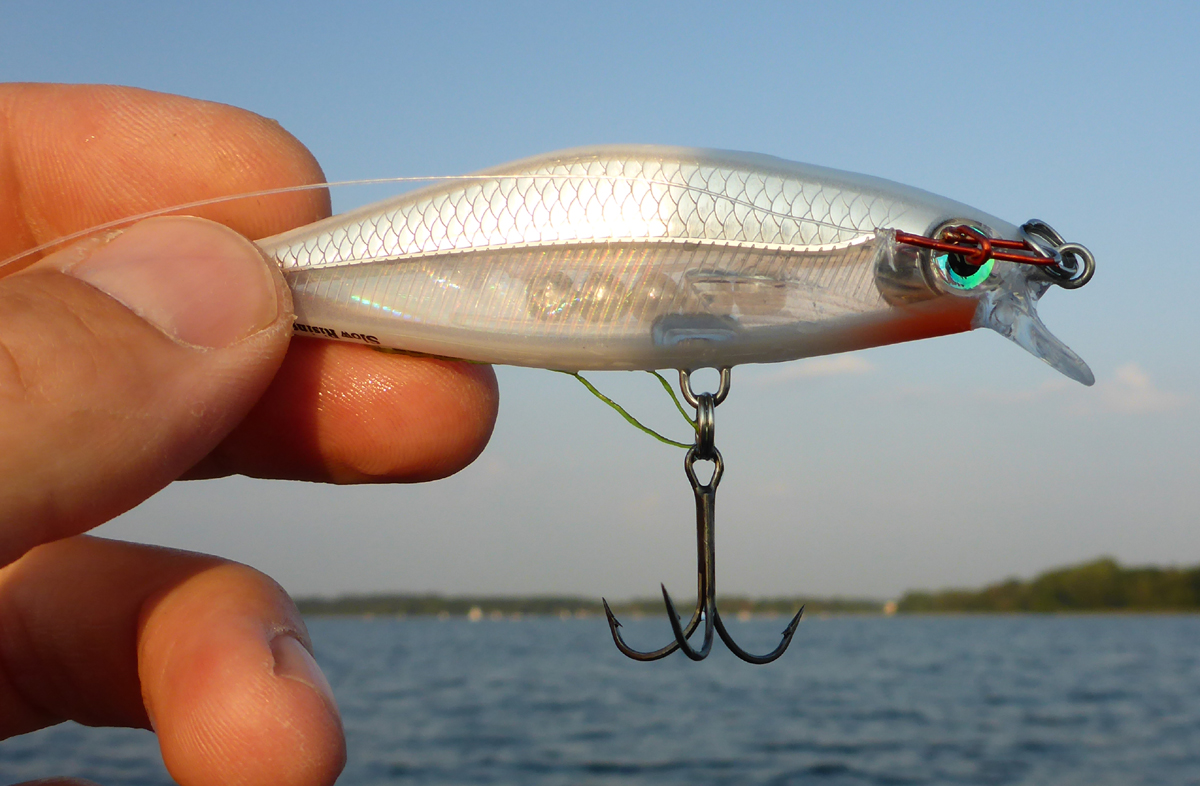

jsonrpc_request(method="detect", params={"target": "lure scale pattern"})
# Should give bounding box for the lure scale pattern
[269,147,909,271]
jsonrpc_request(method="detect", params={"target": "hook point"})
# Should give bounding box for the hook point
[601,598,622,629]
[783,606,805,636]
[661,584,682,622]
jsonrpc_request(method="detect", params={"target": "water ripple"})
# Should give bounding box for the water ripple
[4,616,1200,785]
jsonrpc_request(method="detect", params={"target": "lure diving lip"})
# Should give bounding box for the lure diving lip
[256,145,1094,384]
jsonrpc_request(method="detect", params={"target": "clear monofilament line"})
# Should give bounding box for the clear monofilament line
[1,176,506,271]
[2,169,876,272]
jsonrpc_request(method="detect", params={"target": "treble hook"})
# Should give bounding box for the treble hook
[602,368,804,663]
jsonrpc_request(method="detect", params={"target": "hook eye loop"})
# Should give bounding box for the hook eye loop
[679,367,732,408]
[1020,220,1095,288]
[1047,242,1095,289]
[685,446,723,492]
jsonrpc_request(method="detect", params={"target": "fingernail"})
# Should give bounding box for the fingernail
[270,634,339,715]
[63,216,280,348]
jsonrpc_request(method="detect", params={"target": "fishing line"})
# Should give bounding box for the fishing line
[2,171,873,272]
[558,370,695,449]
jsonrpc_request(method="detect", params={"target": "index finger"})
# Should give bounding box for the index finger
[0,82,330,264]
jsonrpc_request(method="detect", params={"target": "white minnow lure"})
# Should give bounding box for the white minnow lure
[257,145,1095,385]
[276,147,1100,664]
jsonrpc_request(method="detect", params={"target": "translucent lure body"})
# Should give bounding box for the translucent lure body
[257,146,1090,381]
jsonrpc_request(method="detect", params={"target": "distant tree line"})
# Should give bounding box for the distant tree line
[295,559,1200,617]
[898,558,1200,613]
[294,593,880,618]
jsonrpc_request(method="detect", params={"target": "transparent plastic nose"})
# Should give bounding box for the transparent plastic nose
[975,265,1095,386]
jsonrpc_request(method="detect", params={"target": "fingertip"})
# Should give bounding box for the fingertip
[317,349,501,482]
[201,341,500,483]
[141,564,345,786]
[332,353,500,482]
[0,83,331,262]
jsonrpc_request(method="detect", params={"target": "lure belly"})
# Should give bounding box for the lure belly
[257,146,1094,382]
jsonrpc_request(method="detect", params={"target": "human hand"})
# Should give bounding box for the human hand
[0,84,499,786]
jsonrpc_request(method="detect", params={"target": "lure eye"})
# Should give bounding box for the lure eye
[935,251,993,290]
[928,222,995,291]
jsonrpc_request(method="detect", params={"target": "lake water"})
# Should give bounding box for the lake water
[3,615,1199,785]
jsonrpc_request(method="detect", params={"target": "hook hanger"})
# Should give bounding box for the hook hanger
[602,368,804,663]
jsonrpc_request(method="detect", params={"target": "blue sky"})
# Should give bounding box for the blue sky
[5,1,1198,599]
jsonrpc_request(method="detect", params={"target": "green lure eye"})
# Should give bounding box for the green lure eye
[935,251,993,290]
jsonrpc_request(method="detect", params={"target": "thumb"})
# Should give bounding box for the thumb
[0,217,293,566]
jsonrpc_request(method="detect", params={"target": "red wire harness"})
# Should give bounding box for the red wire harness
[893,225,1056,268]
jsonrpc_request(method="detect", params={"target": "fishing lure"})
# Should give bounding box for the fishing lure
[252,146,1095,664]
[258,145,1094,384]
